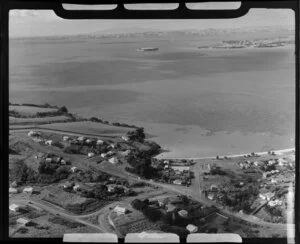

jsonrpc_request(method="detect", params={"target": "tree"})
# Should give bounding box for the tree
[58,106,68,113]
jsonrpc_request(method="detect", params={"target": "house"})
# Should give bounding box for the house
[109,157,119,164]
[62,136,69,141]
[28,131,40,137]
[113,206,127,215]
[96,139,104,145]
[271,178,277,184]
[107,185,116,193]
[178,209,188,218]
[63,182,74,189]
[23,187,33,193]
[207,193,215,200]
[101,153,107,158]
[164,165,169,169]
[73,184,80,191]
[87,152,95,158]
[9,187,18,194]
[210,184,218,191]
[121,135,130,142]
[163,160,169,165]
[107,151,115,156]
[259,192,275,201]
[166,203,176,212]
[277,158,287,166]
[77,136,85,141]
[171,166,190,172]
[173,179,182,185]
[85,139,92,144]
[268,199,283,207]
[45,157,52,163]
[186,224,198,233]
[158,198,168,207]
[9,204,19,212]
[70,166,78,173]
[45,140,53,146]
[60,159,66,165]
[239,182,244,186]
[120,150,130,156]
[254,161,259,167]
[53,156,61,163]
[17,218,30,226]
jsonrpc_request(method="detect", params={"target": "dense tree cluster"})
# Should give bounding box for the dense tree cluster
[131,199,162,222]
[126,127,146,142]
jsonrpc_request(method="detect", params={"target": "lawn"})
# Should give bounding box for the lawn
[39,121,134,137]
[10,116,71,125]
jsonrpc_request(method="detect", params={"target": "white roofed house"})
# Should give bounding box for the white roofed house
[259,192,275,201]
[17,217,30,226]
[23,187,33,194]
[85,139,92,144]
[28,130,40,137]
[107,185,116,193]
[70,166,78,173]
[96,139,104,145]
[101,153,107,158]
[9,187,18,194]
[113,206,127,215]
[87,152,95,158]
[109,157,119,164]
[45,140,53,146]
[73,184,81,191]
[9,204,20,212]
[45,157,52,163]
[186,224,198,233]
[77,136,85,142]
[62,136,69,142]
[173,179,182,185]
[121,135,130,142]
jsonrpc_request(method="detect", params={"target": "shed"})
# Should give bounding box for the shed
[88,152,95,158]
[178,209,188,218]
[45,140,53,146]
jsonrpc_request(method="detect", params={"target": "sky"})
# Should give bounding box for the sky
[9,3,295,37]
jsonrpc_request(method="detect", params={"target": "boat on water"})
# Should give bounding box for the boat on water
[136,47,159,52]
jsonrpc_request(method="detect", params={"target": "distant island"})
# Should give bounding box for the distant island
[198,37,294,50]
[136,47,159,52]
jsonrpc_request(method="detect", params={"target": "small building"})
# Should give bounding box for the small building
[9,187,18,194]
[53,156,61,163]
[253,161,259,167]
[120,150,131,156]
[164,165,169,169]
[114,206,127,215]
[121,135,130,142]
[60,159,66,165]
[163,160,169,165]
[62,136,69,142]
[63,182,74,189]
[178,209,188,218]
[45,140,53,146]
[271,178,277,184]
[73,184,80,191]
[171,166,190,172]
[70,166,78,173]
[23,187,33,193]
[259,192,275,201]
[96,139,104,145]
[9,204,20,212]
[186,224,198,233]
[109,157,119,164]
[107,151,115,156]
[17,217,30,226]
[85,139,92,144]
[101,153,107,158]
[45,157,52,163]
[173,179,182,185]
[207,193,215,201]
[158,198,168,207]
[87,152,95,158]
[239,182,244,186]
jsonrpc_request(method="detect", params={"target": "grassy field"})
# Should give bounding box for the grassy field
[9,105,58,116]
[39,121,134,137]
[10,116,71,125]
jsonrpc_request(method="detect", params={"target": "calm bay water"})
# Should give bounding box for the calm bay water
[9,37,295,157]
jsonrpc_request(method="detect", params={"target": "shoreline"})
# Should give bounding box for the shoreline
[156,147,295,160]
